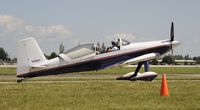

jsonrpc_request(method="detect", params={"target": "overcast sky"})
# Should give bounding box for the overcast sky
[0,0,200,57]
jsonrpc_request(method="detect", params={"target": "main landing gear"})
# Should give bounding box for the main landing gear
[116,61,158,81]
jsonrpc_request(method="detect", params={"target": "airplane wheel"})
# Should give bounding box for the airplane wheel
[17,79,23,83]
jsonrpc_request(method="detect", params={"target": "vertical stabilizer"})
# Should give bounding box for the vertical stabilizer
[17,37,47,75]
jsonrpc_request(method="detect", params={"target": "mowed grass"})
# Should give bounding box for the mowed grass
[0,66,200,75]
[0,81,200,110]
[0,66,200,110]
[0,67,16,75]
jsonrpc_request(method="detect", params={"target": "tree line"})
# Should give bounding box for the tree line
[151,54,200,65]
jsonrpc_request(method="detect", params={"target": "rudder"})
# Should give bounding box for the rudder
[17,37,47,75]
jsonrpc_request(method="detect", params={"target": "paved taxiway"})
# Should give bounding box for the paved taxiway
[0,73,200,84]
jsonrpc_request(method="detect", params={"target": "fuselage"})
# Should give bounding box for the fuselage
[16,39,180,78]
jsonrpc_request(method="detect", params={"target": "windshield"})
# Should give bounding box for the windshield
[121,39,130,46]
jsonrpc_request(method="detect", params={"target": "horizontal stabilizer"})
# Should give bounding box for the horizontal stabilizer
[31,64,47,68]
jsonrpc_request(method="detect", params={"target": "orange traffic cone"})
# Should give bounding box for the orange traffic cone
[160,73,169,96]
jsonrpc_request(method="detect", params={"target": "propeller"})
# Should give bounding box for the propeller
[170,22,174,64]
[170,22,174,42]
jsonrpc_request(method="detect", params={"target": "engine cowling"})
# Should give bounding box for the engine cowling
[130,71,158,81]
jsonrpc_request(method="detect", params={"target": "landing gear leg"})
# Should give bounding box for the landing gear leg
[116,62,143,80]
[132,62,143,77]
[144,61,149,72]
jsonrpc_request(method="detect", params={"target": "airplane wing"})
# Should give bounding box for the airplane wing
[119,53,160,66]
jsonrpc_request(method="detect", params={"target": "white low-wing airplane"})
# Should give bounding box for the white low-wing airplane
[16,22,180,82]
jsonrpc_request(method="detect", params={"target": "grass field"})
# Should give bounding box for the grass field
[0,67,16,75]
[0,81,200,110]
[0,66,200,75]
[0,66,200,110]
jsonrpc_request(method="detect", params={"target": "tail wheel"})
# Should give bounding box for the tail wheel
[17,79,23,83]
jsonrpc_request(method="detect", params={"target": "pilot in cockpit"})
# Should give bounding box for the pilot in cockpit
[111,38,120,51]
[107,38,131,52]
